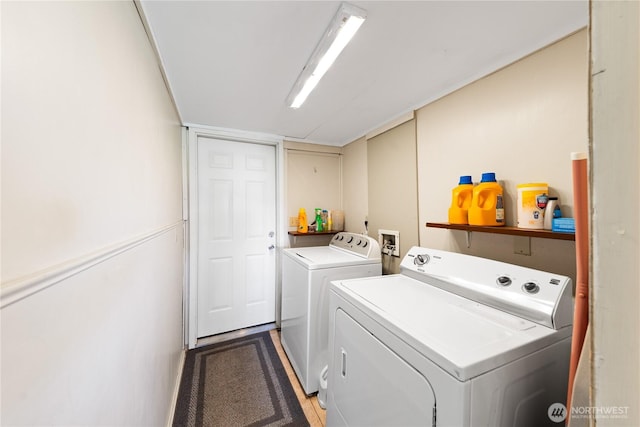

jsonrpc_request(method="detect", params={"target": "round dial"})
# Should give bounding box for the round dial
[414,254,429,266]
[497,276,512,286]
[523,282,539,293]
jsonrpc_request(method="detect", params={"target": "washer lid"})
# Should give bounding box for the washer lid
[284,246,380,269]
[331,275,571,381]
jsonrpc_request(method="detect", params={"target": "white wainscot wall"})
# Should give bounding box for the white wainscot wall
[1,225,185,426]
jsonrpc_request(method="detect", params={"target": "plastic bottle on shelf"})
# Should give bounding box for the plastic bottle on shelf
[327,210,333,231]
[448,175,474,224]
[544,197,561,230]
[468,172,505,226]
[315,208,324,232]
[297,208,308,233]
[516,183,549,229]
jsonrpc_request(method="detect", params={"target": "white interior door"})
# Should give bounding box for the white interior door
[196,136,276,338]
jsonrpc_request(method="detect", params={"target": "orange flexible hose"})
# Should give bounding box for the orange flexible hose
[566,153,589,417]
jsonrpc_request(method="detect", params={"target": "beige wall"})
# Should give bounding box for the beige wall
[284,141,342,246]
[342,136,369,233]
[367,120,419,274]
[1,2,184,425]
[590,1,640,423]
[416,29,588,282]
[2,2,184,280]
[341,30,588,280]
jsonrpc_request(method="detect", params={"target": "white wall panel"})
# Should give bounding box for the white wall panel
[1,0,182,282]
[1,228,183,426]
[1,1,183,425]
[591,1,640,423]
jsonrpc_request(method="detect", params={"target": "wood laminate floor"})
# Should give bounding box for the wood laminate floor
[269,329,327,427]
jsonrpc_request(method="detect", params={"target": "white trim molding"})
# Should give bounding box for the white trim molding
[365,110,415,140]
[1,221,184,309]
[185,126,284,348]
[184,124,284,145]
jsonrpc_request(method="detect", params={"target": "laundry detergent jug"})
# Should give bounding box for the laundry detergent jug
[297,208,308,233]
[468,172,505,226]
[516,183,548,229]
[448,175,474,224]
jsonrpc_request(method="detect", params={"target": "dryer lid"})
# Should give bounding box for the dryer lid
[332,275,571,381]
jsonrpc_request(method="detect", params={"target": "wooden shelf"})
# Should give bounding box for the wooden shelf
[426,222,575,241]
[287,230,340,246]
[288,230,339,236]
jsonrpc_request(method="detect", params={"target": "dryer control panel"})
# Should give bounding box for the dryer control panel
[330,232,381,259]
[400,246,573,329]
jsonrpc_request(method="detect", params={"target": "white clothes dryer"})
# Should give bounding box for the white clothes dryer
[327,247,573,427]
[281,232,381,396]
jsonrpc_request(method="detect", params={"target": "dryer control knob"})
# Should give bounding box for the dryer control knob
[414,254,429,265]
[523,282,539,293]
[497,276,512,286]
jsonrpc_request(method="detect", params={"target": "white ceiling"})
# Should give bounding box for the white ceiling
[139,1,588,146]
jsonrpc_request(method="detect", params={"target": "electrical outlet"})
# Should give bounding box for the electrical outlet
[289,216,298,227]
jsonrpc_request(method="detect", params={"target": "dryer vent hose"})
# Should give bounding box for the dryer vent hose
[567,152,589,412]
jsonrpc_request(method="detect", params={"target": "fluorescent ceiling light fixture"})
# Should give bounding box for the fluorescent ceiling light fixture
[286,3,366,109]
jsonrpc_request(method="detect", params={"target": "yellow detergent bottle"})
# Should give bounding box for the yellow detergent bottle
[297,208,308,233]
[468,172,505,226]
[448,175,474,224]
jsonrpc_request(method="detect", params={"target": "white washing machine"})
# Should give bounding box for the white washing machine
[327,247,573,427]
[281,232,381,396]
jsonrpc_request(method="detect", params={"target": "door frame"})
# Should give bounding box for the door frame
[185,125,284,349]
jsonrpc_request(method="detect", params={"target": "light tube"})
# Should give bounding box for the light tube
[287,3,366,109]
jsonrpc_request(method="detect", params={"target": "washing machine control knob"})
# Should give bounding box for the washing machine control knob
[523,282,539,293]
[497,276,512,286]
[347,236,354,243]
[414,254,429,265]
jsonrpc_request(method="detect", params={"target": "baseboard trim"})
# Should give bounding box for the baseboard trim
[166,348,186,427]
[1,221,184,309]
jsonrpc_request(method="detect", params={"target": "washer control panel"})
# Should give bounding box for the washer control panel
[401,246,573,329]
[330,232,381,259]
